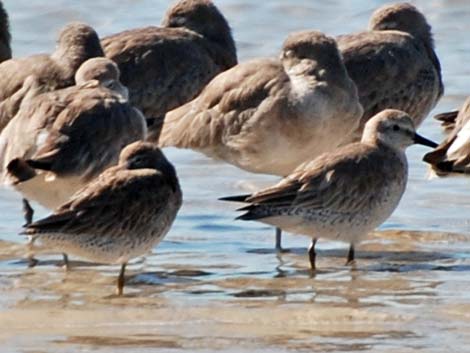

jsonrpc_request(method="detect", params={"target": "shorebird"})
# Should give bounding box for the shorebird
[0,57,146,269]
[159,30,363,250]
[221,110,437,270]
[337,2,443,142]
[22,141,182,295]
[424,98,470,174]
[101,0,237,140]
[0,22,104,131]
[0,1,11,63]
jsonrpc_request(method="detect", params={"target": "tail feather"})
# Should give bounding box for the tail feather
[6,158,36,183]
[434,110,458,123]
[434,110,458,132]
[235,207,265,221]
[219,194,252,202]
[423,148,447,166]
[25,158,53,171]
[423,146,463,175]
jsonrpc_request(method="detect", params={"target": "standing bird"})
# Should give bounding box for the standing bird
[0,22,104,131]
[0,58,147,263]
[0,1,11,63]
[158,30,363,250]
[221,110,437,270]
[22,142,182,295]
[101,0,237,140]
[337,2,443,142]
[424,98,470,174]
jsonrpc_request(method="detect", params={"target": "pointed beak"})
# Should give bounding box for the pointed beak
[414,133,438,148]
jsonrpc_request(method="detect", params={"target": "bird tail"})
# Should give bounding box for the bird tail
[219,194,252,202]
[6,158,36,184]
[434,110,458,131]
[234,206,261,221]
[423,138,461,175]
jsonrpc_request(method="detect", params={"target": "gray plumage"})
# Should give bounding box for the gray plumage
[159,30,363,177]
[222,110,437,269]
[23,141,182,295]
[0,58,146,210]
[0,22,104,131]
[424,97,470,174]
[337,2,443,142]
[0,1,11,63]
[101,0,237,140]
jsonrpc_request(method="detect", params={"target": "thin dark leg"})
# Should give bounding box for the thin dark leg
[62,253,70,271]
[275,227,282,251]
[308,238,317,270]
[346,244,355,265]
[23,199,39,267]
[117,263,127,296]
[26,236,38,268]
[22,198,34,225]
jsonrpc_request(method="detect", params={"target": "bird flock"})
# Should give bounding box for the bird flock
[0,0,464,295]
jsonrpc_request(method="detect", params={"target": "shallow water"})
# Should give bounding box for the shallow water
[1,0,470,352]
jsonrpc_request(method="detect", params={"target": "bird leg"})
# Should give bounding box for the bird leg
[62,253,70,271]
[308,238,317,271]
[275,227,283,252]
[346,244,355,265]
[26,236,38,268]
[22,198,34,225]
[117,263,127,296]
[22,199,39,267]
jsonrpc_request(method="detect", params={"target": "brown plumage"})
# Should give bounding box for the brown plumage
[337,2,443,142]
[0,1,11,63]
[23,141,182,295]
[424,98,470,174]
[0,58,146,210]
[158,30,363,177]
[433,110,459,133]
[0,22,104,131]
[222,110,437,269]
[101,0,237,140]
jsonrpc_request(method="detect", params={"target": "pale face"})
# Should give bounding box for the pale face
[376,117,416,149]
[363,110,437,150]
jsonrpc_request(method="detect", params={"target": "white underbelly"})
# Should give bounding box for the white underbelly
[13,174,85,210]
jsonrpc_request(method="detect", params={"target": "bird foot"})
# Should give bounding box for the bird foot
[27,257,38,268]
[275,247,291,254]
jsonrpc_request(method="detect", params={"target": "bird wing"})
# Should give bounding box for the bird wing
[238,144,395,217]
[0,78,65,180]
[24,168,174,236]
[158,58,289,151]
[337,31,441,122]
[424,98,470,173]
[0,55,67,102]
[102,27,225,118]
[25,84,146,180]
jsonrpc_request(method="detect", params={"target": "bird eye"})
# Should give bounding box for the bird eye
[392,124,400,131]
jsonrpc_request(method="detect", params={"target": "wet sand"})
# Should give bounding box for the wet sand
[1,229,470,352]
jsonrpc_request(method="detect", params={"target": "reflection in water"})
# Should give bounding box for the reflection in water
[1,0,470,352]
[0,228,468,352]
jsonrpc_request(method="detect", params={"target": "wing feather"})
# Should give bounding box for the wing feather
[24,168,172,236]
